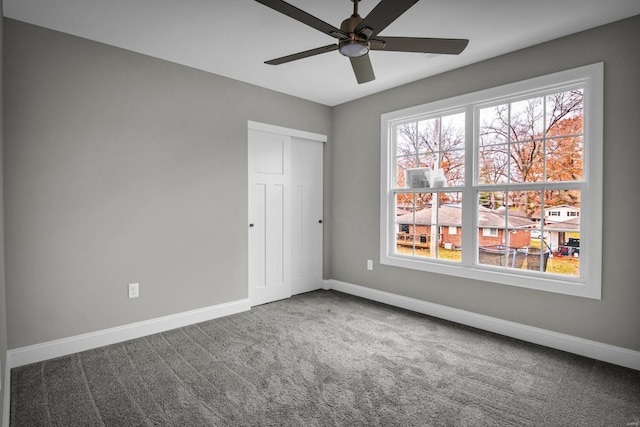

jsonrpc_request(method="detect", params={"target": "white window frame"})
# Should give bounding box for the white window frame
[380,63,603,299]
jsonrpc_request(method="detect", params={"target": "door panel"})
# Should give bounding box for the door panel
[255,136,284,175]
[265,184,285,287]
[253,183,267,289]
[291,184,304,285]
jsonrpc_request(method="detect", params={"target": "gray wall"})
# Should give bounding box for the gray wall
[330,14,640,352]
[0,3,7,423]
[3,19,332,349]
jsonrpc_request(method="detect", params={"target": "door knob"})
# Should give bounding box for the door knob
[318,220,323,224]
[249,223,254,227]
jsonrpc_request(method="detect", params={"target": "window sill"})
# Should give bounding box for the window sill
[380,254,601,299]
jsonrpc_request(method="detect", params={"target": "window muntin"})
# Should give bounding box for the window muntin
[381,63,602,299]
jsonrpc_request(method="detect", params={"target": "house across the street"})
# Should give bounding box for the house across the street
[395,204,533,250]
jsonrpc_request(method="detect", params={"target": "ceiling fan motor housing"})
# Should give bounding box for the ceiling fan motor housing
[339,15,370,57]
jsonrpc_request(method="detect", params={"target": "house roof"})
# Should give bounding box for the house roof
[546,204,580,210]
[397,204,533,228]
[542,217,581,231]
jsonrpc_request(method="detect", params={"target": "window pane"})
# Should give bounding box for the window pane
[396,155,417,188]
[508,190,541,226]
[546,90,583,138]
[441,112,465,186]
[525,208,551,273]
[443,149,465,186]
[395,193,415,217]
[441,113,465,151]
[542,190,581,276]
[395,192,435,257]
[477,191,506,266]
[479,104,508,146]
[544,189,581,219]
[413,193,436,259]
[417,118,439,154]
[501,191,539,270]
[395,192,463,261]
[546,136,583,181]
[510,141,544,183]
[439,193,462,262]
[396,123,419,156]
[478,145,508,184]
[395,193,416,256]
[478,190,506,211]
[510,97,544,142]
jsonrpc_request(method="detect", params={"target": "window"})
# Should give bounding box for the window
[482,228,498,237]
[380,63,603,299]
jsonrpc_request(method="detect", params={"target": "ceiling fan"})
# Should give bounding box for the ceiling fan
[255,0,469,84]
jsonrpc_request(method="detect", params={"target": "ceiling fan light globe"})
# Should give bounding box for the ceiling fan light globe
[339,40,369,57]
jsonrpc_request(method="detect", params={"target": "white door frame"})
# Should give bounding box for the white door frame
[248,121,327,144]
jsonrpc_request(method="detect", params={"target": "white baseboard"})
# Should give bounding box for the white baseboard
[6,298,251,370]
[323,279,640,371]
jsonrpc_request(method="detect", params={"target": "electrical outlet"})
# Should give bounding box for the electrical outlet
[367,259,373,271]
[128,283,139,299]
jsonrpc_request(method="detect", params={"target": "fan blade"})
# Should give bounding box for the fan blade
[265,44,338,65]
[371,37,469,54]
[255,0,347,39]
[355,0,419,37]
[350,54,375,84]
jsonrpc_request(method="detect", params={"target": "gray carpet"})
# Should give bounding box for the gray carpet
[10,290,640,426]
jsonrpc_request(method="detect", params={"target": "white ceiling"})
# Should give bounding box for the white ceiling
[4,0,640,106]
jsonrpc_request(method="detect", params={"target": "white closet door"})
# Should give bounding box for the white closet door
[248,128,324,306]
[248,129,292,306]
[290,137,323,295]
